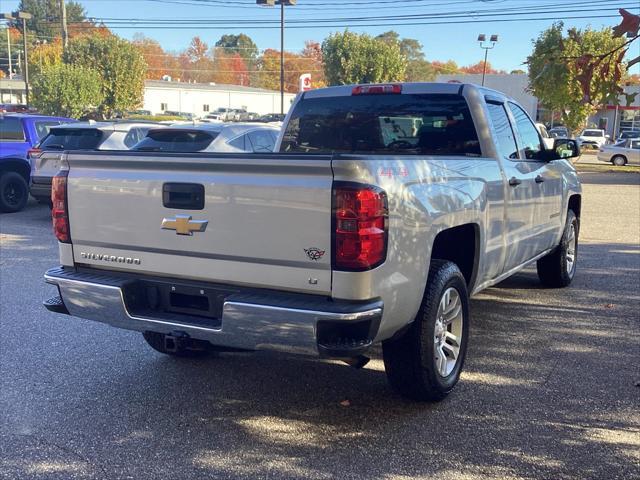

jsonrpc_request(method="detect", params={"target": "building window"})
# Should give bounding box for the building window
[160,103,167,111]
[203,104,210,112]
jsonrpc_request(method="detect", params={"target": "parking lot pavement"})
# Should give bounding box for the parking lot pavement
[1,171,639,480]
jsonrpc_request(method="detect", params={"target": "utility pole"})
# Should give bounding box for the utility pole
[17,12,33,106]
[5,25,12,79]
[60,0,68,50]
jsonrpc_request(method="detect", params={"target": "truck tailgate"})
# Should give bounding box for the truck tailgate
[66,152,334,295]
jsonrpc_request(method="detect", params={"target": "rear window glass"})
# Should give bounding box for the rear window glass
[280,93,480,156]
[40,128,104,150]
[0,117,25,141]
[583,130,603,137]
[133,130,217,153]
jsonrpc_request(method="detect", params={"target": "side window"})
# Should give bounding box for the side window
[247,129,276,152]
[508,102,543,160]
[486,102,518,160]
[124,128,144,148]
[631,140,640,150]
[228,134,246,151]
[0,117,26,141]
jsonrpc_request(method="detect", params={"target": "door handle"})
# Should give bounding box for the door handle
[535,175,545,183]
[508,177,522,187]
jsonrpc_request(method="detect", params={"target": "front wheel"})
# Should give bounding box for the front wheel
[383,260,470,402]
[537,210,579,287]
[0,172,29,213]
[611,155,627,167]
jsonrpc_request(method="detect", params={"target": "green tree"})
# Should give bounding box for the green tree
[31,63,103,117]
[322,31,406,85]
[64,35,146,117]
[215,34,258,65]
[528,23,627,134]
[376,31,429,81]
[12,0,87,40]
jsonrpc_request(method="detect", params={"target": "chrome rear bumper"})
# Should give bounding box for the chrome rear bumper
[44,267,382,357]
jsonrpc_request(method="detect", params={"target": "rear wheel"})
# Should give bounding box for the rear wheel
[383,260,469,401]
[611,155,627,166]
[537,210,579,287]
[142,331,218,358]
[0,172,29,213]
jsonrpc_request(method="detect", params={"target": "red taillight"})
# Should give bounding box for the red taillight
[27,148,42,159]
[51,170,70,243]
[333,183,388,271]
[352,84,402,95]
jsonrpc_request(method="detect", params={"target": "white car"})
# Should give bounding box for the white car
[133,123,280,153]
[536,123,554,149]
[597,139,640,166]
[577,129,609,149]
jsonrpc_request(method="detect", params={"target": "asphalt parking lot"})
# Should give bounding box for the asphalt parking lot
[1,169,639,480]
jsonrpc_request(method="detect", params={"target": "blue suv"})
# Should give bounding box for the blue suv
[0,113,75,212]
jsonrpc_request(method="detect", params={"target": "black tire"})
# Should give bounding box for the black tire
[142,331,218,358]
[0,172,29,213]
[537,210,579,288]
[382,260,470,402]
[611,155,627,167]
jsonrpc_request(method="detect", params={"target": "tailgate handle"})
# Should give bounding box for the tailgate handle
[162,183,205,210]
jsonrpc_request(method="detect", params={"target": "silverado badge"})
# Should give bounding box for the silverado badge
[161,214,208,235]
[304,247,326,261]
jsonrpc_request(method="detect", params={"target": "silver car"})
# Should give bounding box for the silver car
[597,139,640,166]
[133,123,280,153]
[30,121,164,203]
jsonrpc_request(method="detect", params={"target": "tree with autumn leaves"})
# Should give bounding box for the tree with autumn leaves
[528,10,640,134]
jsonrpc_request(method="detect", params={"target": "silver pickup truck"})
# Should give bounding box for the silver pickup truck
[44,83,581,401]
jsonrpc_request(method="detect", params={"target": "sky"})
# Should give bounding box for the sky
[3,0,639,74]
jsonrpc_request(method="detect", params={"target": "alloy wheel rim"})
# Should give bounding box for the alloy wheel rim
[4,182,20,206]
[433,287,464,378]
[566,223,577,277]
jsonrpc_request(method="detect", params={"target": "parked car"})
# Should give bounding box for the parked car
[200,113,224,123]
[29,121,163,204]
[0,113,74,212]
[253,113,286,123]
[577,129,608,149]
[133,123,280,153]
[536,123,554,149]
[549,126,570,138]
[0,104,30,113]
[44,82,582,402]
[212,108,235,122]
[617,130,640,140]
[597,139,640,166]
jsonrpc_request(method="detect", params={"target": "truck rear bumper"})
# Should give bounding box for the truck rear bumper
[29,177,52,202]
[44,267,382,357]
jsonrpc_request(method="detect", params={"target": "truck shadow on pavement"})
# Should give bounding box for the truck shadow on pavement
[5,243,637,479]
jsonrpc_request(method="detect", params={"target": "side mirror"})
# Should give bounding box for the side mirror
[549,138,580,160]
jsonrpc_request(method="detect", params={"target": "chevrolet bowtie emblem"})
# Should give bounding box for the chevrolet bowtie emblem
[161,214,208,235]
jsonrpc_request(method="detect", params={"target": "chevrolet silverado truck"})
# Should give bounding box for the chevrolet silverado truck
[43,83,582,401]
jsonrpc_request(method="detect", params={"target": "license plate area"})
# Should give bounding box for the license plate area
[124,279,237,328]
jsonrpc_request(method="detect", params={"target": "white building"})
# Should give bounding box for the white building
[143,80,297,116]
[436,73,538,118]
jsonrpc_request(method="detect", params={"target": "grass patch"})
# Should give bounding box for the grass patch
[575,162,640,174]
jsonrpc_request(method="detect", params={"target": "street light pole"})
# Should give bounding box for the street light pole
[477,34,499,87]
[5,25,12,80]
[18,12,32,107]
[280,0,284,115]
[257,0,296,115]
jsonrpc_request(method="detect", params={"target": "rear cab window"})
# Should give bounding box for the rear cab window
[40,128,104,150]
[280,93,481,156]
[133,129,218,153]
[583,130,604,137]
[0,117,26,141]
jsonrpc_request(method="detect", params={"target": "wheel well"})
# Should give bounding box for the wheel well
[568,194,581,219]
[0,159,30,182]
[430,224,478,287]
